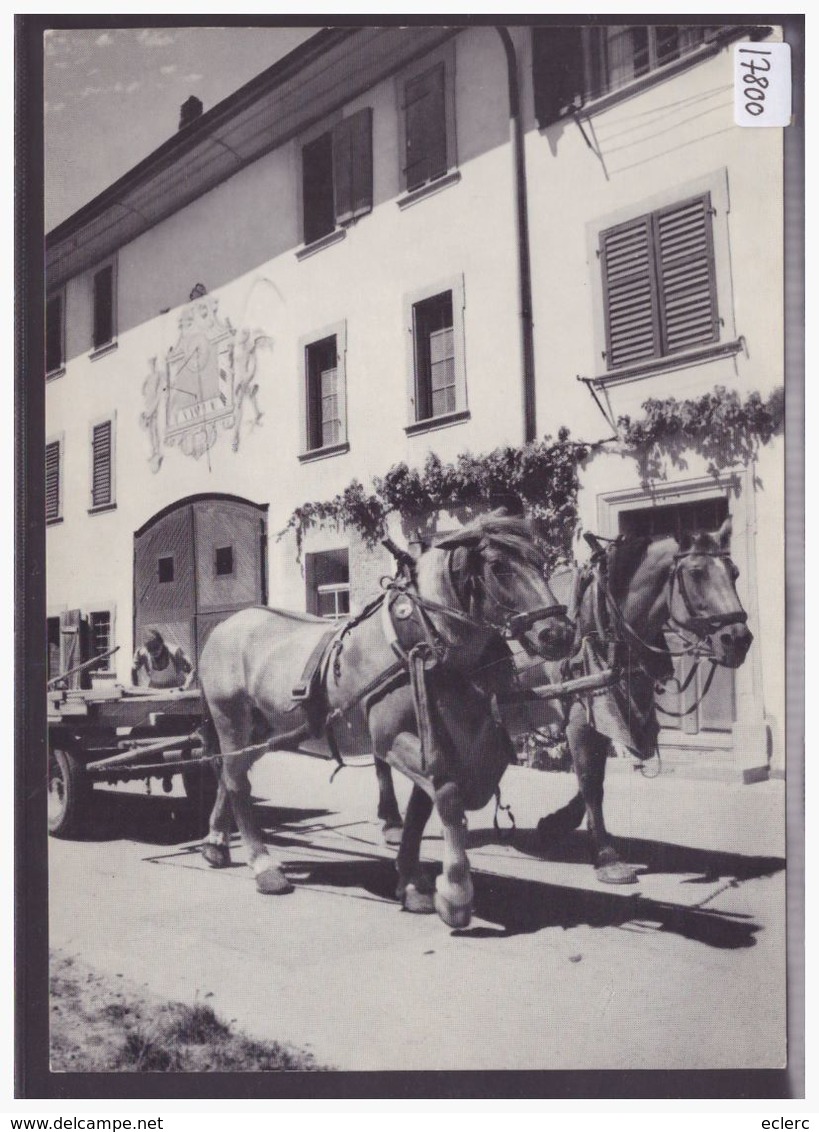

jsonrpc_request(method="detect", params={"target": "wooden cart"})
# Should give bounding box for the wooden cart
[47,684,216,839]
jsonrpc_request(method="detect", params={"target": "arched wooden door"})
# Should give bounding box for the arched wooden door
[133,495,268,679]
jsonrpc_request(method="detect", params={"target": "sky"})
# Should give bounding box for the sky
[44,24,317,231]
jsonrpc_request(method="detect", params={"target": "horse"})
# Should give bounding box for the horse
[532,519,753,884]
[197,513,576,928]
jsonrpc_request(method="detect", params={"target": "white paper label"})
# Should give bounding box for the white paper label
[734,42,791,127]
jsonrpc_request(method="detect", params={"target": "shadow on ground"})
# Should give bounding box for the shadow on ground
[71,788,332,846]
[264,838,764,952]
[486,826,785,883]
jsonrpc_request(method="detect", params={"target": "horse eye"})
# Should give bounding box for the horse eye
[730,564,740,580]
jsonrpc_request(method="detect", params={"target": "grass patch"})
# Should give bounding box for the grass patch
[50,952,331,1072]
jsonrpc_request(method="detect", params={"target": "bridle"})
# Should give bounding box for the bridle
[373,536,566,661]
[591,537,748,719]
[666,549,748,638]
[593,540,747,663]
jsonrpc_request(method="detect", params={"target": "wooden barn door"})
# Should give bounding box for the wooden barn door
[133,505,197,672]
[133,496,267,681]
[192,498,267,659]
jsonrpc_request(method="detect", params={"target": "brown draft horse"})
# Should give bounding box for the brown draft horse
[532,520,753,884]
[197,514,575,928]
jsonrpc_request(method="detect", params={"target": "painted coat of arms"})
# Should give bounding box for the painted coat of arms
[141,282,273,471]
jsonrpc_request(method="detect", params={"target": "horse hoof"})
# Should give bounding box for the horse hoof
[398,882,436,915]
[202,842,231,869]
[433,891,472,929]
[595,861,640,885]
[382,823,403,847]
[255,865,294,895]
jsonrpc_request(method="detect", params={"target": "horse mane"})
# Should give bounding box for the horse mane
[606,536,655,601]
[434,513,547,570]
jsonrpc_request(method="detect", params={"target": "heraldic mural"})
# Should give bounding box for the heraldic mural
[141,280,279,471]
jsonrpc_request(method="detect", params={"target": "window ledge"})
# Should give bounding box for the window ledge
[553,29,763,123]
[584,338,745,387]
[46,366,66,382]
[89,340,118,362]
[397,170,461,211]
[298,441,350,464]
[46,516,64,527]
[405,408,470,437]
[88,502,117,516]
[296,228,347,262]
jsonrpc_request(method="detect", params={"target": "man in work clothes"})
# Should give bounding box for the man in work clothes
[131,629,195,690]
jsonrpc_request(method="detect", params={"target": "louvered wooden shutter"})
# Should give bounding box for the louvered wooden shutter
[532,27,585,127]
[404,65,447,191]
[45,440,60,522]
[91,420,112,508]
[601,193,718,369]
[302,133,335,245]
[46,294,63,373]
[93,265,114,349]
[600,216,661,368]
[333,107,373,225]
[653,194,719,355]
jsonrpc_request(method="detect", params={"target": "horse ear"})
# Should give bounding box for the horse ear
[678,530,693,552]
[717,517,732,550]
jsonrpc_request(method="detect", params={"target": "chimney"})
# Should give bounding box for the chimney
[178,95,203,131]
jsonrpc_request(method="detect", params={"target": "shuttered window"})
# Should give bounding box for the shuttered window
[533,26,749,127]
[46,293,64,374]
[91,420,113,508]
[302,108,373,244]
[404,64,447,191]
[92,264,115,350]
[413,292,455,421]
[305,335,343,450]
[600,194,718,370]
[46,440,61,523]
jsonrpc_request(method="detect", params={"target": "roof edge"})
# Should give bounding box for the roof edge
[46,26,357,248]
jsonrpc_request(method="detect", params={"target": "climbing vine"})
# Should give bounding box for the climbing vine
[279,386,784,562]
[616,386,784,484]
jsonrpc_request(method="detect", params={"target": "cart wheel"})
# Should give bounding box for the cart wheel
[181,761,219,833]
[48,747,91,839]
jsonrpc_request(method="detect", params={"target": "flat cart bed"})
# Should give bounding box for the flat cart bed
[48,685,213,839]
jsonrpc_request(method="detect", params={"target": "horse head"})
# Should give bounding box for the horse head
[668,519,753,668]
[432,513,575,660]
[616,519,753,669]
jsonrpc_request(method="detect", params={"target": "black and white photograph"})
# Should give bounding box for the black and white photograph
[17,13,803,1100]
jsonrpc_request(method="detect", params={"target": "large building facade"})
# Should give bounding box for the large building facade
[45,23,786,781]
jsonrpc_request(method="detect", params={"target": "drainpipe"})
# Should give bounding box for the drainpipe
[495,26,537,444]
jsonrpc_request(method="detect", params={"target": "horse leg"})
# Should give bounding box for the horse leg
[202,776,233,868]
[566,702,638,885]
[374,758,404,847]
[433,780,474,929]
[210,703,293,895]
[395,783,435,914]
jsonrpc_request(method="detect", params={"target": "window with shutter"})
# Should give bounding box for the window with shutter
[534,25,751,122]
[600,193,718,370]
[404,64,447,192]
[92,264,115,350]
[88,610,113,670]
[413,292,455,421]
[302,109,373,245]
[46,440,61,523]
[300,324,348,458]
[91,419,114,509]
[46,293,64,374]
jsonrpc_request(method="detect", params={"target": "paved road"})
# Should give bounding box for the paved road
[49,754,787,1072]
